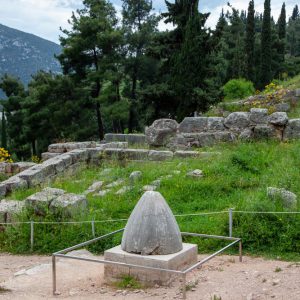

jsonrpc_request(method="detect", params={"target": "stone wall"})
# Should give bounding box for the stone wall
[145,109,300,149]
[0,141,215,197]
[0,162,36,176]
[104,133,146,145]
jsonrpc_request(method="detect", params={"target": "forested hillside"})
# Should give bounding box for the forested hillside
[0,0,300,159]
[0,24,61,97]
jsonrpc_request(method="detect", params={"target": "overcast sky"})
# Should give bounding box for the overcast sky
[0,0,298,43]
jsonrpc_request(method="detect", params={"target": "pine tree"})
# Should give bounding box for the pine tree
[245,0,255,82]
[260,0,272,88]
[122,0,159,132]
[58,0,122,140]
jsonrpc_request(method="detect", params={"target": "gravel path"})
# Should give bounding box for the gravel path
[0,252,299,300]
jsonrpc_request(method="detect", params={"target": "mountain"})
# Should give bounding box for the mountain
[0,23,61,98]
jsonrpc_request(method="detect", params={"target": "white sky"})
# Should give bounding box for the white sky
[0,0,298,43]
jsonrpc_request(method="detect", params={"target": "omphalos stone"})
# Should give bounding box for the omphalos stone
[121,191,183,255]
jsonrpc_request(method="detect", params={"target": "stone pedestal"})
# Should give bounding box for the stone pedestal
[104,243,197,286]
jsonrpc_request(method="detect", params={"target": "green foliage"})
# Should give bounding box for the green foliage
[222,78,255,101]
[260,0,272,88]
[116,275,142,289]
[1,141,300,260]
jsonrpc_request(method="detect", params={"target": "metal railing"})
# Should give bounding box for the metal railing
[0,209,299,251]
[52,229,242,299]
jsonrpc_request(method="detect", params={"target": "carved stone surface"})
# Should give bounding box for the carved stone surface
[121,191,183,255]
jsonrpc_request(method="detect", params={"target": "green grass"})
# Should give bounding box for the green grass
[1,141,300,260]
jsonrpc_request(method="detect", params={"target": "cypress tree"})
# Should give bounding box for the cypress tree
[277,2,286,71]
[260,0,272,88]
[1,109,7,149]
[292,5,299,21]
[245,0,255,82]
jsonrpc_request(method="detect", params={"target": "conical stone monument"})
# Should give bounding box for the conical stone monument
[121,191,183,255]
[104,191,197,286]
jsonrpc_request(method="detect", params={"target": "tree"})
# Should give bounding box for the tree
[245,1,256,82]
[276,3,286,76]
[260,0,272,88]
[58,0,122,140]
[122,0,159,132]
[1,109,7,149]
[291,5,299,21]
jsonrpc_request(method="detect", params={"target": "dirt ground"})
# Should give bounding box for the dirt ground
[0,250,299,300]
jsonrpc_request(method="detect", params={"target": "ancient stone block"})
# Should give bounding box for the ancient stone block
[124,149,149,160]
[267,187,297,209]
[253,125,277,140]
[224,112,250,131]
[275,103,290,112]
[49,193,87,216]
[249,108,268,125]
[145,119,178,147]
[268,112,289,126]
[41,152,61,161]
[179,117,208,133]
[2,175,28,193]
[25,187,65,215]
[207,117,225,131]
[148,150,173,161]
[283,119,300,140]
[0,200,25,223]
[174,150,200,158]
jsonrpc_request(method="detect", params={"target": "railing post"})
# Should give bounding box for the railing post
[30,221,34,251]
[52,255,57,295]
[229,208,233,237]
[91,220,95,238]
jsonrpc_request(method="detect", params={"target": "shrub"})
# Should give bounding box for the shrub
[222,78,255,101]
[0,148,13,163]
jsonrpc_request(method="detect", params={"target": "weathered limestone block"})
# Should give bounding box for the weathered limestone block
[267,187,297,209]
[18,168,46,187]
[13,162,37,173]
[84,181,104,195]
[25,187,65,215]
[283,119,300,140]
[49,193,88,216]
[129,171,142,184]
[296,89,300,97]
[41,152,61,161]
[275,103,290,112]
[148,150,173,161]
[101,142,128,149]
[102,148,125,160]
[174,150,200,158]
[0,200,25,223]
[2,175,28,194]
[121,191,182,255]
[224,112,250,131]
[0,184,7,197]
[207,117,225,131]
[249,108,268,125]
[239,128,254,141]
[124,149,149,160]
[214,131,236,142]
[67,149,89,163]
[48,141,96,153]
[268,112,289,126]
[253,125,277,140]
[187,169,203,178]
[105,134,146,145]
[179,117,208,133]
[145,119,179,147]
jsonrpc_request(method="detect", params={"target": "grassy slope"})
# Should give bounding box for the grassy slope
[1,141,300,260]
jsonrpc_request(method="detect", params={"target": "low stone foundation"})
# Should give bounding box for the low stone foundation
[104,243,197,286]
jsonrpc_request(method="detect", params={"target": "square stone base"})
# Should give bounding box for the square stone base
[104,243,198,286]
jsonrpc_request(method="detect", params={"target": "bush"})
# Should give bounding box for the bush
[222,78,255,102]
